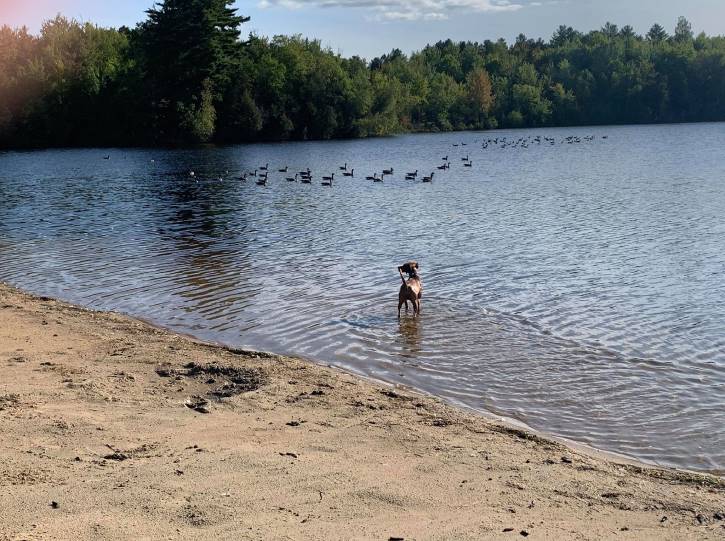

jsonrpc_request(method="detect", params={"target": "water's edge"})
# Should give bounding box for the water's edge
[5,280,721,479]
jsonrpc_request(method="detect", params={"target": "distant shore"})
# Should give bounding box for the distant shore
[2,120,724,152]
[0,282,723,539]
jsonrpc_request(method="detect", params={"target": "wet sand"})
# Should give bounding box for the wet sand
[0,283,723,540]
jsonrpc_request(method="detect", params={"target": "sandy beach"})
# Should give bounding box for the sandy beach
[0,283,723,540]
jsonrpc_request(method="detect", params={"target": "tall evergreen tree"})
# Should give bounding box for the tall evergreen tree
[647,23,669,42]
[673,16,694,43]
[619,25,637,39]
[137,0,247,143]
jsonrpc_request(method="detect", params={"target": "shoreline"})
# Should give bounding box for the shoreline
[2,121,724,152]
[4,282,718,478]
[1,282,723,539]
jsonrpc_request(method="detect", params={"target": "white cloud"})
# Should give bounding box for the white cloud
[258,0,525,22]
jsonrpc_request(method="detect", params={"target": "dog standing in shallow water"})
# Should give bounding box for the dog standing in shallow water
[398,261,422,318]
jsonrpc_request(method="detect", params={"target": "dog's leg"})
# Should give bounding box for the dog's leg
[398,298,404,318]
[405,300,409,312]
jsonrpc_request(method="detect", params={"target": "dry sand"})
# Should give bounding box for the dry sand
[0,283,723,540]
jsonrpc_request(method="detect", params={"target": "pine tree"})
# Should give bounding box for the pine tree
[138,0,247,143]
[673,16,694,43]
[647,23,668,43]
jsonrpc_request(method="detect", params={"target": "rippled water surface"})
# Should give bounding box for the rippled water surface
[1,123,724,472]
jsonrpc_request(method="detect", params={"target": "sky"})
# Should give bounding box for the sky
[2,0,725,59]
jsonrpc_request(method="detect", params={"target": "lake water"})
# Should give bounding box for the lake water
[1,123,724,473]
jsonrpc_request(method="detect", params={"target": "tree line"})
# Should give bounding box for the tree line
[1,0,724,148]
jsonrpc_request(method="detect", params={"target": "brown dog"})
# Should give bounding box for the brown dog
[398,261,422,317]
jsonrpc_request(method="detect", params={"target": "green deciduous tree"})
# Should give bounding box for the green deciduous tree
[466,68,494,127]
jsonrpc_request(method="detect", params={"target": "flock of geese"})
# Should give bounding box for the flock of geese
[481,134,606,150]
[225,160,444,187]
[132,133,609,187]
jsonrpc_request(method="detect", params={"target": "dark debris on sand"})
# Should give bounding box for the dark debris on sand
[0,393,21,411]
[156,361,266,401]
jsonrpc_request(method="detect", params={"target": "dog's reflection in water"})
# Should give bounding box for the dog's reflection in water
[397,316,422,358]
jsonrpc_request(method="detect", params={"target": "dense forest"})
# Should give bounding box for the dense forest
[1,0,725,147]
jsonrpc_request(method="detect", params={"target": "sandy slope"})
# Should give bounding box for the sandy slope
[0,283,723,540]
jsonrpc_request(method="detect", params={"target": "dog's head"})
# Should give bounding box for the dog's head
[399,261,419,277]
